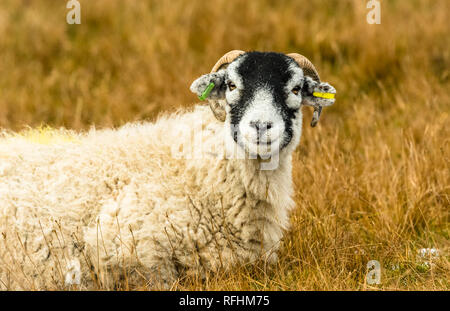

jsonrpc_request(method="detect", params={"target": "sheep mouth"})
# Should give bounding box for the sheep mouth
[231,128,286,157]
[239,137,283,158]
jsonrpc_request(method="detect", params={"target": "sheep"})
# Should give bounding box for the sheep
[0,50,336,290]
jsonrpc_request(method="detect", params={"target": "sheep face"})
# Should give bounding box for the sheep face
[192,51,321,159]
[225,52,310,159]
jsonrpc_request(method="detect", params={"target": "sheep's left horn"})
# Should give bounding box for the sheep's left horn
[287,53,320,82]
[287,53,324,127]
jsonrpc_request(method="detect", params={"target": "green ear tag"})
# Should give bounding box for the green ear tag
[198,82,215,101]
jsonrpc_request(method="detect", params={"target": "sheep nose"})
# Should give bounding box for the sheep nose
[250,121,273,134]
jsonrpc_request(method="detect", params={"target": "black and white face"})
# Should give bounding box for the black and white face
[190,51,334,159]
[224,52,305,158]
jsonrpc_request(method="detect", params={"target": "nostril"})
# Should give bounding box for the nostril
[250,120,260,131]
[250,121,273,133]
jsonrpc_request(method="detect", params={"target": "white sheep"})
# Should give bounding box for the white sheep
[0,50,336,290]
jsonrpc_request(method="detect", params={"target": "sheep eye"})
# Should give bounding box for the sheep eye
[227,81,236,91]
[292,86,301,95]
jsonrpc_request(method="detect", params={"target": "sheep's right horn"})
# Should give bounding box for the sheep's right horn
[207,50,246,122]
[211,50,246,73]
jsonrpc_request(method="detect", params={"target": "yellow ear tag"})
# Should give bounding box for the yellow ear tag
[313,92,335,100]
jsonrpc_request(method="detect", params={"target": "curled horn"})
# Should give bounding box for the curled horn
[207,50,245,122]
[287,53,321,82]
[211,50,246,73]
[287,53,322,127]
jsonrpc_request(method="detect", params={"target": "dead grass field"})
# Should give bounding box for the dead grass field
[0,0,448,290]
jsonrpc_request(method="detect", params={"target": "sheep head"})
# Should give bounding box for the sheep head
[190,51,336,159]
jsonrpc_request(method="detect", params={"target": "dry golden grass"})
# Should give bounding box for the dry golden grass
[0,0,448,290]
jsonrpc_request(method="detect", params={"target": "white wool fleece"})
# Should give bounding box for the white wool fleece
[0,105,295,290]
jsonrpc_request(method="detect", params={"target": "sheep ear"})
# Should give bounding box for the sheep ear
[190,71,227,100]
[301,77,336,108]
[190,71,227,122]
